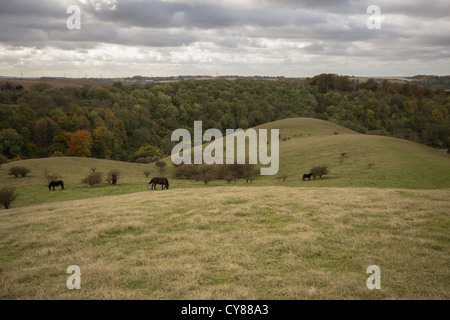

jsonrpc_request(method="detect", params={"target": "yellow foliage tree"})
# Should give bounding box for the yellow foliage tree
[67,130,92,157]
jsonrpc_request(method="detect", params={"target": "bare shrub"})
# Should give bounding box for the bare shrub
[174,163,255,184]
[44,169,62,183]
[155,160,166,174]
[8,166,31,178]
[106,169,121,185]
[143,169,151,178]
[310,165,329,179]
[81,171,103,186]
[224,173,234,184]
[0,186,17,209]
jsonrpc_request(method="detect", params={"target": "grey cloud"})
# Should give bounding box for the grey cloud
[88,1,325,29]
[0,0,448,77]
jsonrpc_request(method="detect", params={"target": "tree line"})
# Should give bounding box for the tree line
[0,74,449,163]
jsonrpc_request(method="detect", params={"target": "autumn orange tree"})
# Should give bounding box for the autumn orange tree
[67,130,93,157]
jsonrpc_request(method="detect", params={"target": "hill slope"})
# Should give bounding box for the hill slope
[254,118,450,189]
[0,117,449,209]
[0,187,448,299]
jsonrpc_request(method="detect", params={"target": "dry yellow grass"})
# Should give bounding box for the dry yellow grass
[0,187,449,299]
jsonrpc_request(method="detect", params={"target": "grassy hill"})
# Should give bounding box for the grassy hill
[1,118,449,209]
[0,117,449,299]
[0,187,448,299]
[252,118,450,189]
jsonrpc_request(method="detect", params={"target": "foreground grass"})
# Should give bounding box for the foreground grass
[0,187,448,299]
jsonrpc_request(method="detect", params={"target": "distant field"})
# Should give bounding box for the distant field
[0,78,113,89]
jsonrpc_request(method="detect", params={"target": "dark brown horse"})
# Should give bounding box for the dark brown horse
[49,180,64,190]
[149,177,169,190]
[302,173,313,181]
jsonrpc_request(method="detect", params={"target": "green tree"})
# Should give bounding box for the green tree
[0,128,23,158]
[34,117,60,148]
[92,126,116,159]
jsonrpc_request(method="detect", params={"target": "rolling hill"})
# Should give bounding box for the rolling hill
[0,117,449,300]
[255,118,450,189]
[1,117,449,209]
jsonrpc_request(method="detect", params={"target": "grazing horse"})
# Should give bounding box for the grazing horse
[149,177,169,190]
[49,180,64,191]
[302,173,313,181]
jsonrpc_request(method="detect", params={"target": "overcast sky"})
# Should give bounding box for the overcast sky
[0,0,449,78]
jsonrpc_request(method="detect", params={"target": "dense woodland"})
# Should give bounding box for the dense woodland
[0,74,449,163]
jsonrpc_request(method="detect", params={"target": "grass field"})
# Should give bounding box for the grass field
[0,187,448,299]
[0,117,449,299]
[1,118,449,209]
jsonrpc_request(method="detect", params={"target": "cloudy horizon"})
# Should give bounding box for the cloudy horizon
[0,0,449,78]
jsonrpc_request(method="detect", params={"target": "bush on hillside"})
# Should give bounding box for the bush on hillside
[310,165,329,179]
[81,171,103,186]
[8,166,31,178]
[143,169,151,178]
[0,186,17,209]
[44,169,62,183]
[106,169,121,185]
[155,160,166,174]
[174,163,255,184]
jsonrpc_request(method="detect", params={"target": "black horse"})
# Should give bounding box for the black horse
[302,173,313,181]
[49,180,64,191]
[149,177,169,190]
